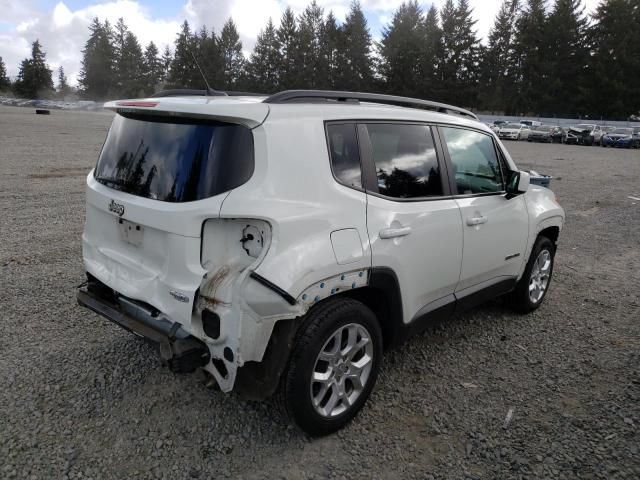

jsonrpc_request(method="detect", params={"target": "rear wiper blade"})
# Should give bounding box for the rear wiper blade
[94,176,129,189]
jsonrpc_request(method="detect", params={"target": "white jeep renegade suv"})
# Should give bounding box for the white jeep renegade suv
[77,90,564,436]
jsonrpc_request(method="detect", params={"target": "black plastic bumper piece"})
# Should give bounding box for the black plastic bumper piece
[77,286,210,373]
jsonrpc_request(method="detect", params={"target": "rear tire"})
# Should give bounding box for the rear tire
[506,236,555,313]
[277,298,383,436]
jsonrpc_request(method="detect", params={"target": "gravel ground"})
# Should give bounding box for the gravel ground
[1,105,638,479]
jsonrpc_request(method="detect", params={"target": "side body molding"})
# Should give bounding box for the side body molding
[366,268,518,349]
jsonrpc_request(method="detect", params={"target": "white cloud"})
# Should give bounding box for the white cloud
[2,1,181,85]
[182,0,349,50]
[183,0,283,48]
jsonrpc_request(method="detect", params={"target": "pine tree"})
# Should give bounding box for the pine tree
[481,0,520,112]
[117,31,144,97]
[161,45,172,82]
[142,42,163,95]
[197,27,223,89]
[276,7,300,89]
[297,1,328,88]
[0,56,10,91]
[79,18,116,99]
[421,5,444,99]
[513,0,548,114]
[586,0,640,118]
[455,0,481,107]
[542,0,589,115]
[112,17,129,95]
[13,40,54,98]
[245,18,281,92]
[335,0,373,91]
[167,21,200,88]
[321,11,341,89]
[377,1,425,97]
[219,19,244,90]
[439,0,481,106]
[57,66,70,95]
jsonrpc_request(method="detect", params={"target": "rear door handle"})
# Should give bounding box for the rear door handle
[379,226,412,239]
[466,216,488,226]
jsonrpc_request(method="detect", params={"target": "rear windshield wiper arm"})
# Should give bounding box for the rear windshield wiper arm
[94,176,129,189]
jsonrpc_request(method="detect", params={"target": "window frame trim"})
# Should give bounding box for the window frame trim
[436,124,509,199]
[324,121,366,193]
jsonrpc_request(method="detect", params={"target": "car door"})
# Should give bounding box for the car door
[438,126,529,295]
[360,123,463,324]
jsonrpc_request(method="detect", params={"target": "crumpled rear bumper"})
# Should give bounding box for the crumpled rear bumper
[77,277,210,373]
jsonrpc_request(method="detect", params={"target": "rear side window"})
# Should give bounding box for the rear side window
[365,124,443,199]
[441,127,504,195]
[327,123,362,189]
[94,114,254,202]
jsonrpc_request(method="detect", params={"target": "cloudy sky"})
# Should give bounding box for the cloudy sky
[0,0,601,85]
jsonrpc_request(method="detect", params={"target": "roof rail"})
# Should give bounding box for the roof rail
[150,89,265,98]
[263,90,478,120]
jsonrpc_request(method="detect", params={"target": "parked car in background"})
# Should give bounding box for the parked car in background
[601,127,637,148]
[565,124,603,146]
[528,125,565,143]
[601,126,615,136]
[498,122,531,140]
[550,126,567,143]
[633,127,640,148]
[520,120,542,128]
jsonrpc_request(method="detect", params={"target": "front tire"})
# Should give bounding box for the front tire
[278,298,383,436]
[506,236,555,313]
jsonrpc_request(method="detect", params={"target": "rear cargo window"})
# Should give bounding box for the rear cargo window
[94,114,254,202]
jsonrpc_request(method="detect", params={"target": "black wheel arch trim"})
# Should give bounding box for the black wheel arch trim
[366,267,518,348]
[249,271,297,305]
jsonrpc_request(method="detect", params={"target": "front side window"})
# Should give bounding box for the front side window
[441,127,504,195]
[365,124,443,199]
[326,123,362,189]
[95,114,254,202]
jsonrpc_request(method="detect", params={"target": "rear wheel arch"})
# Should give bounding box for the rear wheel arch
[337,268,404,349]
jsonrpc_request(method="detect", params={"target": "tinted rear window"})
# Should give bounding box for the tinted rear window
[94,114,254,202]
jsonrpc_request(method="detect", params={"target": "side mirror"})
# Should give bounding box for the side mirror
[506,170,530,198]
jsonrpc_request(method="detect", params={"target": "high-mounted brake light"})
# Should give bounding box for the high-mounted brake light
[116,101,158,107]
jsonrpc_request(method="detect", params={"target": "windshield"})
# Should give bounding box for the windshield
[574,124,594,130]
[534,127,554,132]
[503,123,521,128]
[611,128,633,135]
[94,114,254,203]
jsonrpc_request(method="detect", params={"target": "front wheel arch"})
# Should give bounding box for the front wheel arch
[538,226,560,245]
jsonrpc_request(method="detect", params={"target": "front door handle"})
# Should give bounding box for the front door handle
[466,215,488,226]
[379,226,412,239]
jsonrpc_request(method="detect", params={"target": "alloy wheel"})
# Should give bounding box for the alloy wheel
[529,249,552,304]
[310,323,374,418]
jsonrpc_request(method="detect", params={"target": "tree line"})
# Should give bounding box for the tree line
[1,0,639,118]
